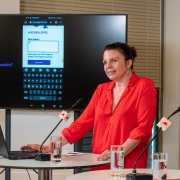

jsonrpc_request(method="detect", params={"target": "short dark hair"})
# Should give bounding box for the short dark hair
[104,42,137,70]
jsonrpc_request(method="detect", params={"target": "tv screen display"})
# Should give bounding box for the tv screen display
[0,14,127,110]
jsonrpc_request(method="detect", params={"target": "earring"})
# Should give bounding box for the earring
[127,69,130,75]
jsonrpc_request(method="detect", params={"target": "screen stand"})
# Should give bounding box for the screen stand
[74,110,83,174]
[38,169,52,180]
[5,109,11,180]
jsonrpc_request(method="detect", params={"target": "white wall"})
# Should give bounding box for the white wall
[0,0,19,14]
[0,110,5,180]
[163,0,180,169]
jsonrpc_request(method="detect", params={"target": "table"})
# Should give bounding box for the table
[0,153,110,180]
[65,169,180,180]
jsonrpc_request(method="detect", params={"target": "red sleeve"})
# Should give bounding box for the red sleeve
[129,79,157,141]
[62,85,99,144]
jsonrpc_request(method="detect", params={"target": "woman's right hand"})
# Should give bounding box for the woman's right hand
[20,144,50,153]
[20,134,68,153]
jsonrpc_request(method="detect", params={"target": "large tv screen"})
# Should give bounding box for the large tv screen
[0,14,127,110]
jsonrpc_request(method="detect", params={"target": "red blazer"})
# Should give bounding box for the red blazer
[62,72,157,170]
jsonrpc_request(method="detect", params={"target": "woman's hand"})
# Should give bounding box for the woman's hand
[20,134,68,153]
[97,150,111,161]
[20,144,50,153]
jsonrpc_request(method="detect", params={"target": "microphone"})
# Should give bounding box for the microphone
[167,106,180,119]
[125,106,180,180]
[35,98,83,161]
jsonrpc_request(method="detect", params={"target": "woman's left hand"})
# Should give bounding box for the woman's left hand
[97,150,111,161]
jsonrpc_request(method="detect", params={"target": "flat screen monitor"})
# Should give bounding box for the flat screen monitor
[0,14,127,110]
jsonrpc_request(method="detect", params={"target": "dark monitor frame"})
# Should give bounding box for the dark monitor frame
[0,14,128,110]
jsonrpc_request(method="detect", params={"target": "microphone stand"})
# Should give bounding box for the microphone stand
[125,107,180,180]
[35,98,83,161]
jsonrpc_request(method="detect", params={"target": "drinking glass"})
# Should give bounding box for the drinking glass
[153,153,168,180]
[50,136,62,163]
[111,145,124,178]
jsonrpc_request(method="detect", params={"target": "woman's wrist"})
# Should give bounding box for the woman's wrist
[61,134,69,146]
[42,144,51,153]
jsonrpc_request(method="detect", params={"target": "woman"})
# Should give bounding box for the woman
[21,42,157,169]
